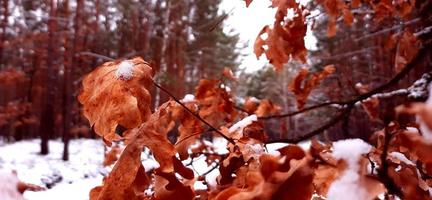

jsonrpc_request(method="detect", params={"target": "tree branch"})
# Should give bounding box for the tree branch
[265,46,428,143]
[259,101,343,120]
[152,80,236,144]
[266,108,351,143]
[77,52,114,61]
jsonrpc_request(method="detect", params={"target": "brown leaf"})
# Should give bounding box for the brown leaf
[244,0,253,7]
[255,99,281,117]
[327,17,337,37]
[289,65,335,109]
[173,102,204,160]
[361,97,380,121]
[154,171,195,200]
[90,141,147,200]
[254,2,307,71]
[78,57,153,144]
[103,145,121,167]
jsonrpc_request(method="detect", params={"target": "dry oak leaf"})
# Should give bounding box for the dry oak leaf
[195,79,237,127]
[289,65,335,109]
[395,31,420,73]
[255,99,281,117]
[78,57,153,144]
[244,0,253,7]
[173,102,204,160]
[90,140,149,200]
[103,145,121,167]
[254,0,307,71]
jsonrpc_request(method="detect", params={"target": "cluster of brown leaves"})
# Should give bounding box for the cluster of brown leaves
[243,97,281,117]
[195,79,237,128]
[385,31,421,72]
[0,68,28,85]
[318,0,415,37]
[80,54,432,200]
[0,101,37,129]
[248,0,417,71]
[253,0,308,71]
[288,65,335,109]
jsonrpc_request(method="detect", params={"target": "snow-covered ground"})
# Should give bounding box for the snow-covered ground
[0,139,106,200]
[0,138,309,199]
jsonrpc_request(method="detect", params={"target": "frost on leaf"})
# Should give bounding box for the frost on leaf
[78,57,153,144]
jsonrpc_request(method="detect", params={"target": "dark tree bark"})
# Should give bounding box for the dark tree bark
[62,0,71,161]
[40,0,58,155]
[0,0,9,69]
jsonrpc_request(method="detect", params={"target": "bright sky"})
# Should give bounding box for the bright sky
[220,0,317,72]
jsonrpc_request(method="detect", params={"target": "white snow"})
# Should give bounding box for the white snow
[0,139,106,200]
[242,142,264,161]
[228,114,257,134]
[418,83,432,141]
[389,152,414,166]
[115,60,134,80]
[0,171,25,200]
[327,139,372,200]
[249,97,260,103]
[266,140,311,156]
[181,94,195,103]
[0,138,234,199]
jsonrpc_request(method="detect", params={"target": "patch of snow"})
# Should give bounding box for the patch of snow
[115,60,134,80]
[406,127,419,133]
[419,83,432,141]
[0,170,24,200]
[327,139,372,200]
[408,73,430,99]
[228,115,257,134]
[249,97,260,103]
[389,152,414,166]
[266,140,311,156]
[0,139,106,200]
[181,94,195,103]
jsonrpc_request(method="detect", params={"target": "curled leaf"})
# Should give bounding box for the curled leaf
[78,57,153,143]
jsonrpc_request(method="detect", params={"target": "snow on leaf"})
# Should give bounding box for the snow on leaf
[228,115,257,136]
[180,94,195,103]
[78,57,153,144]
[326,139,385,200]
[115,60,134,80]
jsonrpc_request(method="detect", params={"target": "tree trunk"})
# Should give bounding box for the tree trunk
[40,0,57,155]
[62,0,71,161]
[0,0,9,69]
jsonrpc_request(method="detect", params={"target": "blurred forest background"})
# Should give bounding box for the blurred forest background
[0,0,430,160]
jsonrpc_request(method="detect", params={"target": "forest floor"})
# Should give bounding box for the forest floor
[0,138,308,199]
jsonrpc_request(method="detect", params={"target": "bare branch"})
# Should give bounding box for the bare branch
[77,52,114,61]
[354,18,421,42]
[265,46,429,143]
[152,80,236,144]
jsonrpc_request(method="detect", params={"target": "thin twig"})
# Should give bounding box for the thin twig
[259,101,343,119]
[152,80,236,144]
[265,46,428,143]
[77,52,114,61]
[378,127,403,197]
[267,108,351,143]
[201,162,220,177]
